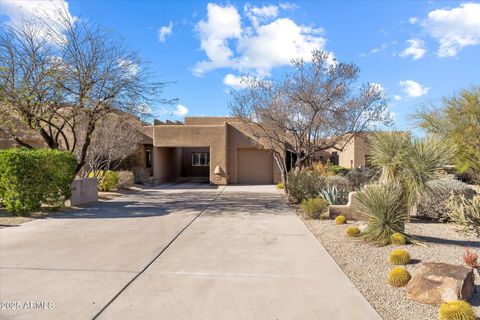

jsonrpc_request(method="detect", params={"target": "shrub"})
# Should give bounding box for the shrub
[390,232,407,245]
[300,198,329,219]
[90,170,119,191]
[329,165,350,176]
[463,248,478,268]
[335,215,347,225]
[417,179,476,222]
[320,184,349,205]
[447,195,480,237]
[346,226,360,237]
[0,148,77,214]
[346,168,378,190]
[326,175,351,191]
[438,300,476,320]
[287,170,327,203]
[388,267,411,287]
[277,182,284,189]
[357,183,408,246]
[117,171,135,189]
[389,249,411,265]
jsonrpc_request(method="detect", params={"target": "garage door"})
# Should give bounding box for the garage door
[237,148,273,184]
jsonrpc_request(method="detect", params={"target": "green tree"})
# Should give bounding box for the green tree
[415,87,480,173]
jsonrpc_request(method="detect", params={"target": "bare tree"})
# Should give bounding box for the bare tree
[79,112,145,177]
[0,9,172,173]
[229,51,392,186]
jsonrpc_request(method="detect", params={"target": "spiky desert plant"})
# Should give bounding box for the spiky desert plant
[438,300,476,320]
[335,215,347,225]
[389,249,411,265]
[346,226,360,237]
[447,195,480,237]
[391,232,407,245]
[368,132,453,215]
[320,184,348,205]
[357,183,408,245]
[463,248,478,268]
[388,267,411,287]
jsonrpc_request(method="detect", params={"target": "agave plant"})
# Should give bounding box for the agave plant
[357,183,408,245]
[319,184,348,205]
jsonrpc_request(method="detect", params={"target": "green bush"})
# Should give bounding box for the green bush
[0,148,77,214]
[328,165,350,176]
[287,170,326,203]
[90,170,119,191]
[357,183,408,245]
[300,197,329,219]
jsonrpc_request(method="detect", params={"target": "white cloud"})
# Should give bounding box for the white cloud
[223,74,248,88]
[173,104,189,117]
[400,38,426,60]
[371,82,384,92]
[194,3,242,75]
[394,95,402,101]
[399,80,429,97]
[0,0,75,41]
[118,59,138,77]
[409,17,418,24]
[244,3,279,27]
[423,2,480,57]
[279,2,298,10]
[158,21,173,43]
[193,3,327,76]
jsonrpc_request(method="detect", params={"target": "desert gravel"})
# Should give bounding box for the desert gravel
[304,218,480,320]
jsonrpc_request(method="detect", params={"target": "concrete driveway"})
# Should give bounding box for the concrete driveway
[0,184,380,320]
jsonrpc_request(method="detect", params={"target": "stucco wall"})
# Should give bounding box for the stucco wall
[70,178,98,206]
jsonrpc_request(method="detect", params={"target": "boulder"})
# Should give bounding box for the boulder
[406,262,475,305]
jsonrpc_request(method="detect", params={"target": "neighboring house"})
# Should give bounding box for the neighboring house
[321,133,371,169]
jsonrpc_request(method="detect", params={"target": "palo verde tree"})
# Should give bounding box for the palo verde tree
[414,86,480,175]
[229,50,392,186]
[0,9,172,173]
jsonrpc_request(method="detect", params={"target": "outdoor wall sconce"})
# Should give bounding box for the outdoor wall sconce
[214,165,222,181]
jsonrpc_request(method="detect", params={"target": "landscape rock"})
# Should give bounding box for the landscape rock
[406,262,475,305]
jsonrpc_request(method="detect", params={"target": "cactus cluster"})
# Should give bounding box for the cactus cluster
[390,232,407,245]
[346,226,360,237]
[389,249,411,265]
[335,215,347,225]
[388,267,411,287]
[438,300,476,320]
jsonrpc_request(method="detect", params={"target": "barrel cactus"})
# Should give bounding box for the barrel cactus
[389,249,411,265]
[438,300,476,320]
[388,267,411,287]
[391,232,407,245]
[335,215,347,225]
[346,226,360,237]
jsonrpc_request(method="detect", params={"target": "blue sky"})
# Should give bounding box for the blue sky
[1,1,480,131]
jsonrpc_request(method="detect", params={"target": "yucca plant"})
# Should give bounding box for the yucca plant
[368,132,454,214]
[357,183,408,245]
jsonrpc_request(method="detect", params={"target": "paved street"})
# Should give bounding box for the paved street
[0,184,380,320]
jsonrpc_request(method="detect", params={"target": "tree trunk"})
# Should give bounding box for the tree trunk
[75,119,96,174]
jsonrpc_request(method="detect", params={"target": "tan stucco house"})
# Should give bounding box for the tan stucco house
[138,117,373,185]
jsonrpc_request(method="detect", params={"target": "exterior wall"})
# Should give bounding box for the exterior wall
[69,178,98,206]
[152,147,178,183]
[325,134,370,169]
[152,124,228,184]
[180,147,209,177]
[184,117,229,125]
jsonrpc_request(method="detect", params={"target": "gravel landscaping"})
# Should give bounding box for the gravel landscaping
[304,218,480,320]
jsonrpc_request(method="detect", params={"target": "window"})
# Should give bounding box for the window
[192,152,210,166]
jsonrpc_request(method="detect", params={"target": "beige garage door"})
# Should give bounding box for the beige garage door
[237,148,273,184]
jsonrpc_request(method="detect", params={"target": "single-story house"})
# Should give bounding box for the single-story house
[138,117,373,185]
